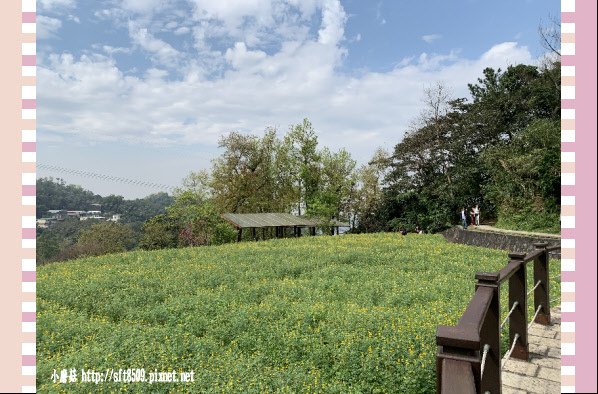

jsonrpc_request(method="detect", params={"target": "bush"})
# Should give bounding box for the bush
[53,242,107,261]
[76,222,137,255]
[138,214,182,250]
[496,205,560,234]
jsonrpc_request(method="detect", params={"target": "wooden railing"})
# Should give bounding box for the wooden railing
[436,242,560,394]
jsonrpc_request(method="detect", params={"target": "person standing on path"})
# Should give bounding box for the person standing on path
[461,207,468,230]
[474,205,480,226]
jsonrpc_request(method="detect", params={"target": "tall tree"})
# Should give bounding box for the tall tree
[284,119,322,215]
[169,170,212,221]
[310,147,356,229]
[350,148,389,232]
[466,64,559,147]
[480,118,560,232]
[211,128,293,214]
[420,82,456,197]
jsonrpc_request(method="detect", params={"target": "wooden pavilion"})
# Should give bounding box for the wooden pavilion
[220,213,350,242]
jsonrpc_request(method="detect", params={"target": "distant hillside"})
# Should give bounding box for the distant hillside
[36,177,173,223]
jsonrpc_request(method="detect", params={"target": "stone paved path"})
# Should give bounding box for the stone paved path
[470,225,561,239]
[501,306,561,394]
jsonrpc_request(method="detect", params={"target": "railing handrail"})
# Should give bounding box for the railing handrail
[505,249,545,265]
[436,242,560,393]
[441,359,477,394]
[496,260,522,284]
[437,286,494,350]
[545,244,561,252]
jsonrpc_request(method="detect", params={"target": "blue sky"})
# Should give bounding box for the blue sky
[36,0,560,199]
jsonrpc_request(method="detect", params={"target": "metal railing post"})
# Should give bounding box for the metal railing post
[533,242,550,325]
[475,272,501,394]
[507,252,529,361]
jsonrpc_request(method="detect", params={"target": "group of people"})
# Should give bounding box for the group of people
[461,205,480,230]
[398,226,423,235]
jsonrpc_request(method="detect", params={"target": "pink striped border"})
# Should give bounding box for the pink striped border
[21,0,36,392]
[560,0,576,391]
[3,0,595,392]
[560,0,598,392]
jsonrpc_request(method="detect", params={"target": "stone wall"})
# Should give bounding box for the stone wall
[441,227,561,257]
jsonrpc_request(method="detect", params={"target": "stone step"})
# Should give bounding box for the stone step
[501,306,561,394]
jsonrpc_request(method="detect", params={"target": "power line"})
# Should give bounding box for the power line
[36,164,176,191]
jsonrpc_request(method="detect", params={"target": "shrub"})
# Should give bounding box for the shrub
[76,222,137,255]
[138,214,181,250]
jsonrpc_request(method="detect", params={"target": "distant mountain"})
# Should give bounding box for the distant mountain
[36,177,174,223]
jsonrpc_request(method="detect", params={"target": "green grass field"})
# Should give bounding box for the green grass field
[37,233,561,393]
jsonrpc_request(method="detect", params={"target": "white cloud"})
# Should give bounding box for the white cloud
[174,26,191,35]
[188,0,275,28]
[422,34,442,44]
[318,0,347,46]
[121,0,168,14]
[225,42,267,70]
[479,42,532,67]
[102,45,132,55]
[37,41,536,169]
[94,8,116,20]
[38,0,76,11]
[348,33,361,43]
[129,22,182,67]
[164,21,178,30]
[414,50,460,71]
[36,15,63,39]
[182,0,345,51]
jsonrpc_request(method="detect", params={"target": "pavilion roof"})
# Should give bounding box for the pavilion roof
[221,213,349,229]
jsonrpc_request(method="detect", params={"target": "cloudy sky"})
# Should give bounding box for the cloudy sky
[36,0,560,199]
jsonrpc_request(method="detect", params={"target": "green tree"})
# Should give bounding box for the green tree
[138,214,182,250]
[76,222,137,255]
[101,194,125,216]
[350,148,389,232]
[466,64,559,147]
[480,119,560,232]
[382,84,471,232]
[284,119,322,215]
[120,192,173,224]
[380,61,561,233]
[309,147,356,232]
[211,128,293,214]
[36,218,96,264]
[169,171,212,220]
[36,177,98,218]
[167,171,237,246]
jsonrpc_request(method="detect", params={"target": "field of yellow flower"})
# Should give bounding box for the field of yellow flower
[37,233,560,393]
